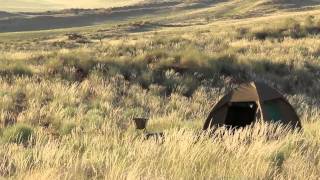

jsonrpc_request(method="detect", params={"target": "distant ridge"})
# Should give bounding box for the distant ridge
[0,11,19,18]
[1,0,320,33]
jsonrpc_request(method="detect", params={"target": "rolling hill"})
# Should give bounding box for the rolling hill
[0,0,146,12]
[0,0,320,33]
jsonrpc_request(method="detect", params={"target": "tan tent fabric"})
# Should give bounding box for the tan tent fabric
[230,83,260,102]
[203,82,301,130]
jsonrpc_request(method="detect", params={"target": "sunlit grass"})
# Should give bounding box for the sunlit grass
[0,3,320,178]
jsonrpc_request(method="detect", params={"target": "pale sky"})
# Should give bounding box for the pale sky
[0,0,145,12]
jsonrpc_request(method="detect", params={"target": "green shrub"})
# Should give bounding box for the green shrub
[10,63,33,76]
[45,58,63,74]
[149,84,167,97]
[83,108,105,129]
[176,75,199,97]
[45,52,96,80]
[214,54,241,76]
[179,47,209,69]
[137,71,154,89]
[2,124,34,144]
[59,122,76,136]
[252,17,320,40]
[163,69,180,92]
[144,50,168,64]
[253,28,283,40]
[0,63,33,77]
[272,151,286,168]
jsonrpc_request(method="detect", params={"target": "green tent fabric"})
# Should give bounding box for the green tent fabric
[264,101,283,123]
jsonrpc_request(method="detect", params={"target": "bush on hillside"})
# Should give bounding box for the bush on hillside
[44,53,96,81]
[59,122,76,136]
[2,124,34,145]
[0,63,33,77]
[252,17,320,40]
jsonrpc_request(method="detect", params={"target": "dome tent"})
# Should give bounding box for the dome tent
[203,82,301,130]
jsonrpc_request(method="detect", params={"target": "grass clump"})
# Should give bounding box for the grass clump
[250,16,320,40]
[59,122,76,136]
[44,52,96,81]
[0,62,33,77]
[2,124,34,144]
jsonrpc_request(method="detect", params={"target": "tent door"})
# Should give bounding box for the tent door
[225,102,258,128]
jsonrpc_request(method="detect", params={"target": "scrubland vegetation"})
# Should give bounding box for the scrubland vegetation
[0,0,320,179]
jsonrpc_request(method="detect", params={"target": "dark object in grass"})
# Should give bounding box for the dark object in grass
[2,124,34,145]
[66,33,84,40]
[75,67,87,82]
[132,117,148,130]
[144,132,164,140]
[132,118,164,141]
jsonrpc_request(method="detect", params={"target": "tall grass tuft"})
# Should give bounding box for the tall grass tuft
[2,124,34,144]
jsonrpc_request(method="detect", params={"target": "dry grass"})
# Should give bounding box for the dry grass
[0,121,320,179]
[0,3,320,179]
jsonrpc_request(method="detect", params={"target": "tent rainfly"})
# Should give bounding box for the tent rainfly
[203,82,302,130]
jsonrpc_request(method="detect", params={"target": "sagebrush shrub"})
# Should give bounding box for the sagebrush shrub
[2,124,34,144]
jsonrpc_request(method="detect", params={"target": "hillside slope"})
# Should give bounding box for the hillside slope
[0,0,146,12]
[1,0,320,33]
